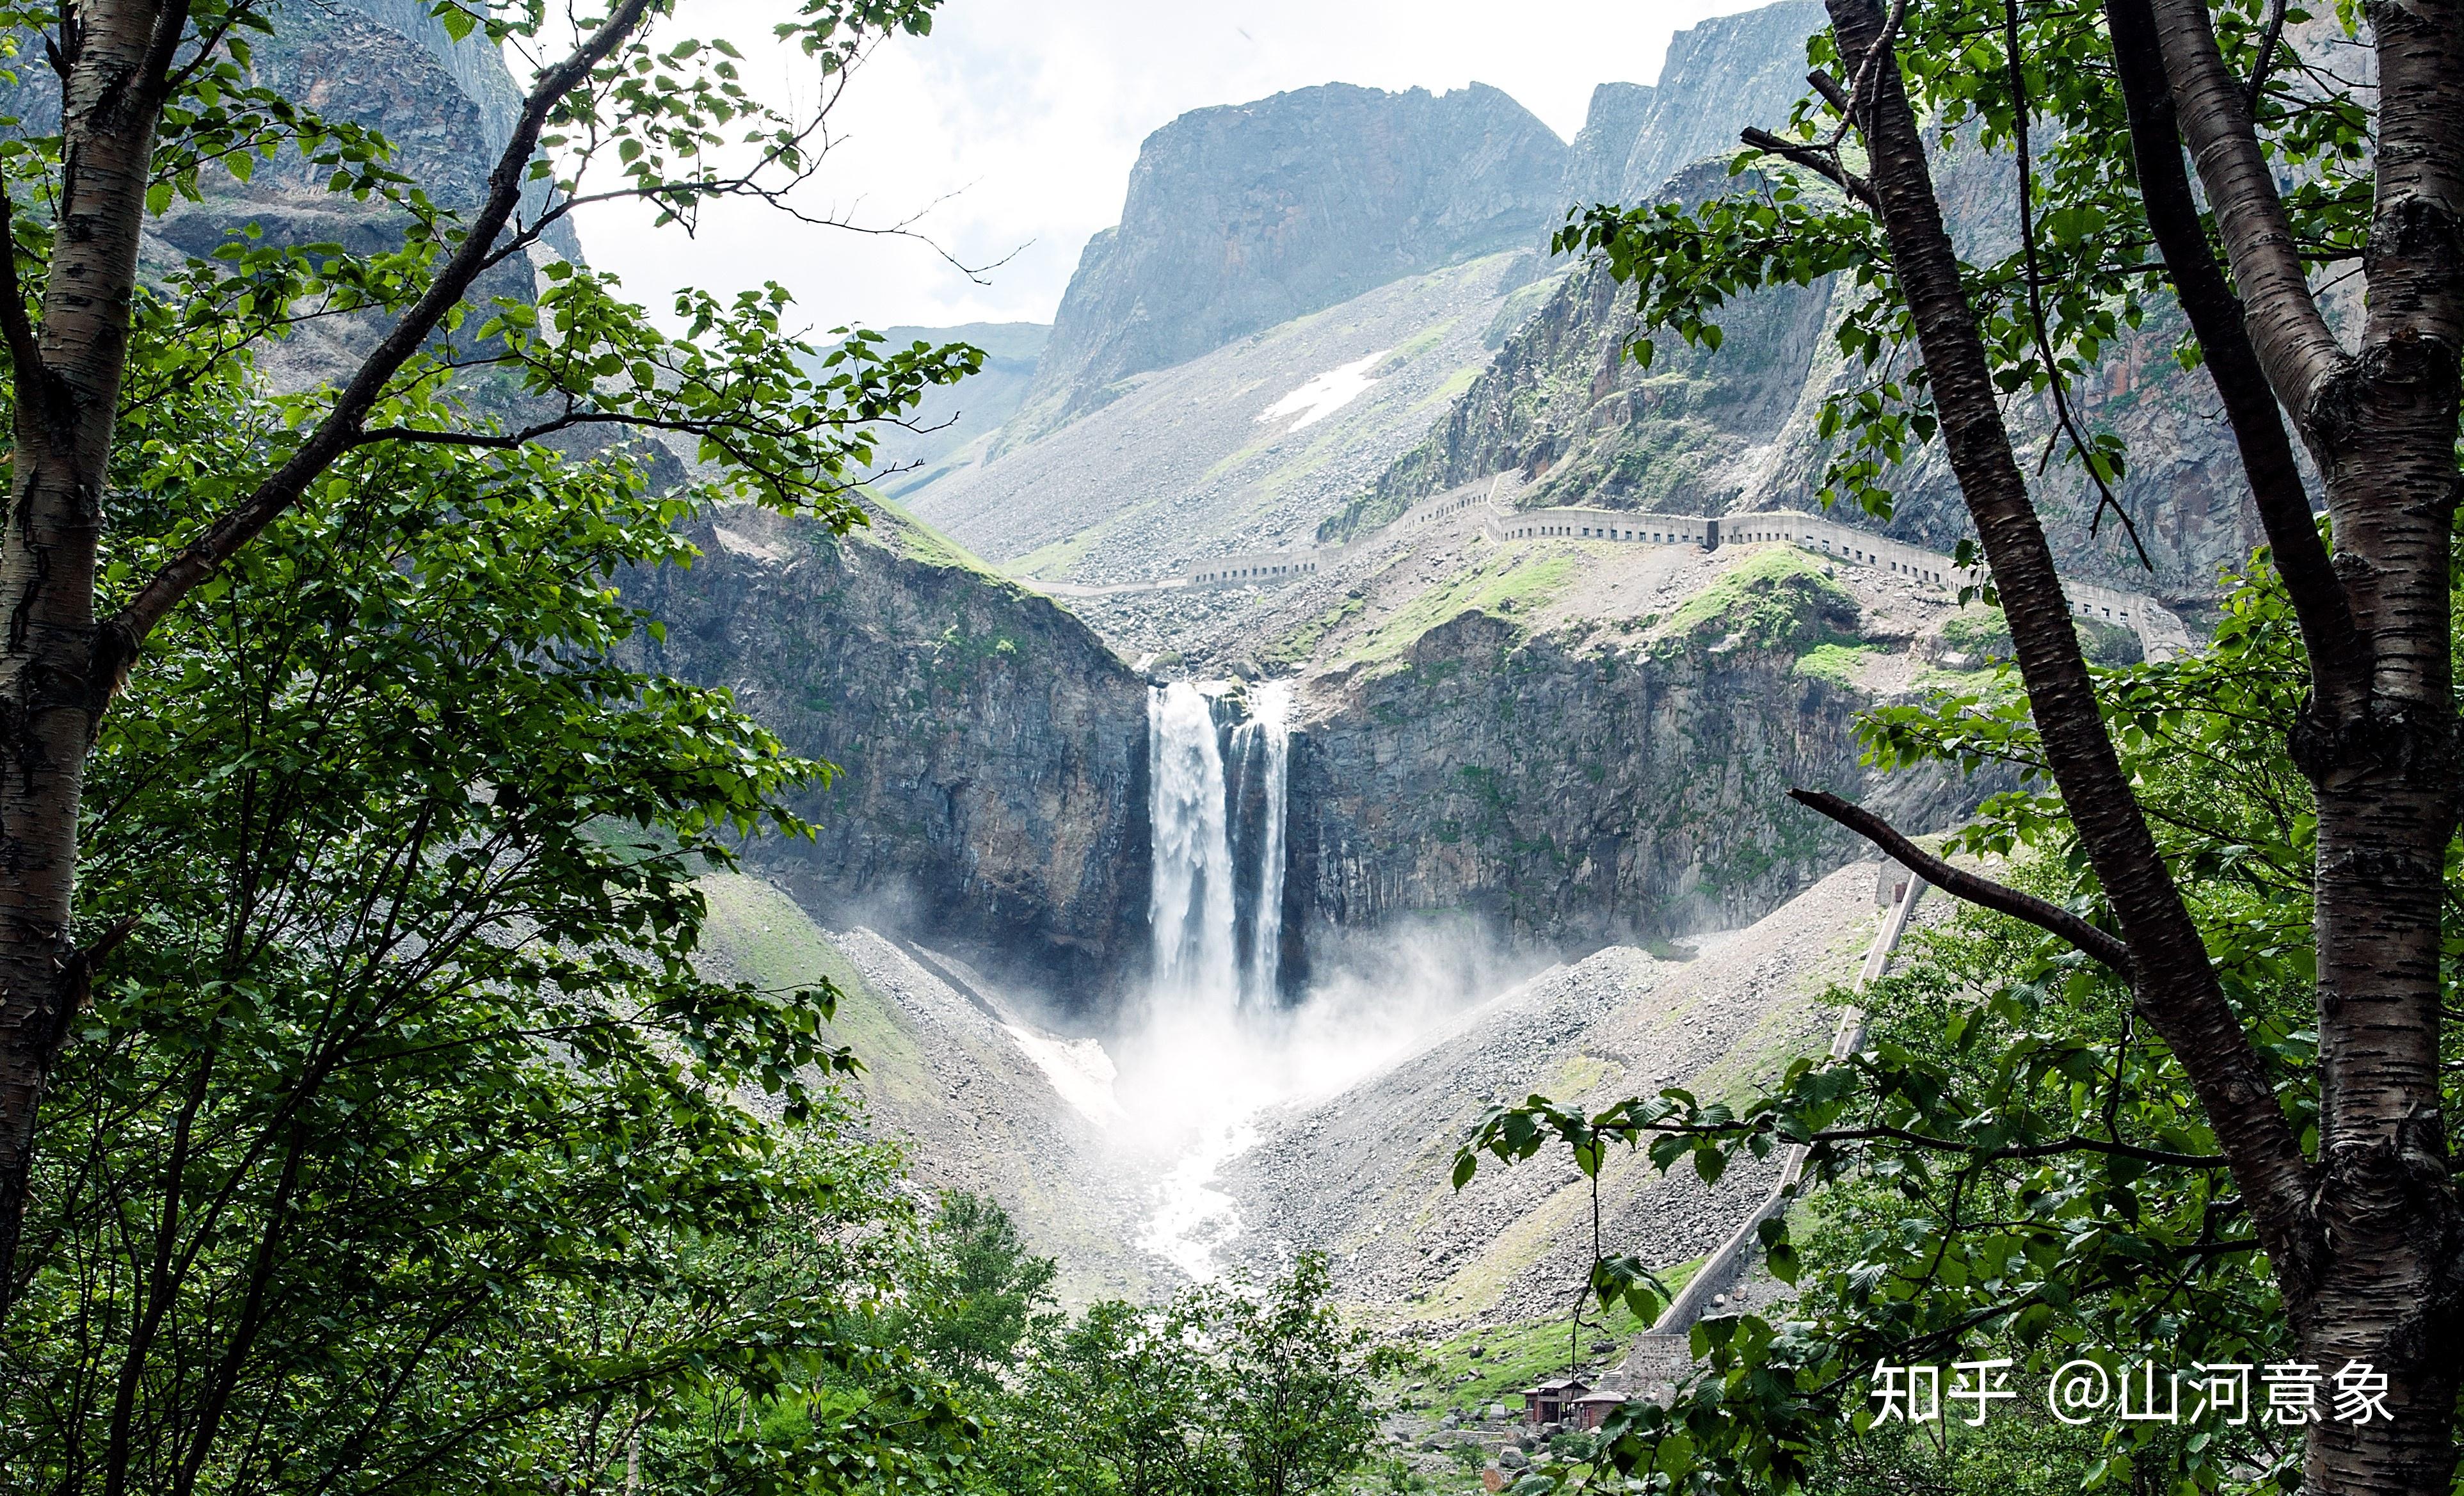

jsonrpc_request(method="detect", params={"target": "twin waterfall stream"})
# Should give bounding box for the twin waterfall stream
[1148,679,1293,1016]
[1135,679,1295,1280]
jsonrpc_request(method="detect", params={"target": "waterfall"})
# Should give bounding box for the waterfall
[1146,679,1294,1013]
[1148,682,1239,1014]
[1137,679,1297,1282]
[1231,681,1293,1006]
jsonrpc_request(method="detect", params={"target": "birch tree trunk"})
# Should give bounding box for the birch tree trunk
[0,0,180,1311]
[1814,0,2464,1486]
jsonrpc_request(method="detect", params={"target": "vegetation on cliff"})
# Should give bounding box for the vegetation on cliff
[1654,546,1860,653]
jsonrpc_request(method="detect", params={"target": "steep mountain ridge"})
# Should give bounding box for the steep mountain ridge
[1357,5,2270,597]
[1610,0,1829,203]
[1560,83,1657,212]
[1003,82,1571,445]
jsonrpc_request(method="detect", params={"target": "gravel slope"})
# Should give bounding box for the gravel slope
[1217,862,1892,1326]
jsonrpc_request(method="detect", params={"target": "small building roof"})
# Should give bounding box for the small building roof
[1573,1391,1627,1404]
[1525,1378,1589,1394]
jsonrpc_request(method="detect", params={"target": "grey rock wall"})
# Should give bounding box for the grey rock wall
[1615,0,1828,200]
[1284,611,1976,956]
[1562,82,1656,211]
[630,508,1156,1013]
[1007,82,1571,442]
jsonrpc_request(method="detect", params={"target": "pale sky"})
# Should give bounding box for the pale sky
[570,0,1767,335]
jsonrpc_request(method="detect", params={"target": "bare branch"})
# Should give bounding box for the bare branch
[1807,68,1855,115]
[2244,0,2288,116]
[1999,0,2152,571]
[1814,1123,2228,1170]
[1740,127,1878,208]
[1789,788,2133,970]
[0,176,47,410]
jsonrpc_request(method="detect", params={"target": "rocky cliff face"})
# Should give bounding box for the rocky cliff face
[1612,0,1828,201]
[1560,83,1656,211]
[6,0,579,264]
[1284,588,1971,958]
[629,506,1155,1011]
[1340,161,1835,539]
[1359,1,2262,596]
[1005,83,1570,443]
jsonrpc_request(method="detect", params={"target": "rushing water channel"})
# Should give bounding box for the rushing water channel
[1135,679,1295,1278]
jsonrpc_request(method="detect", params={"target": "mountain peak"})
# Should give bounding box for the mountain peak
[1005,81,1569,446]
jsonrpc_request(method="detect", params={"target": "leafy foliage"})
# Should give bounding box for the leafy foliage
[1551,0,2371,547]
[886,1192,1061,1394]
[986,1255,1398,1496]
[1450,549,2457,1493]
[0,325,993,1490]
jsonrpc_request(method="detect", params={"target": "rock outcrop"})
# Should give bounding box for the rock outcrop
[1355,0,2262,597]
[1611,0,1828,202]
[1284,583,1970,955]
[1334,161,1836,540]
[3,0,581,264]
[1560,83,1656,211]
[630,506,1155,1012]
[1005,83,1571,442]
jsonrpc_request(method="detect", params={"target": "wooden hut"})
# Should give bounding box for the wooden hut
[1569,1390,1627,1430]
[1519,1378,1588,1426]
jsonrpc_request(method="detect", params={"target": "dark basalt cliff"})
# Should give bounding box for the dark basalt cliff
[1286,607,1972,958]
[1005,82,1571,442]
[630,508,1155,1011]
[634,508,1982,1011]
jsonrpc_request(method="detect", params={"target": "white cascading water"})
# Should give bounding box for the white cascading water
[1231,680,1293,1007]
[1137,679,1295,1280]
[1147,681,1240,1015]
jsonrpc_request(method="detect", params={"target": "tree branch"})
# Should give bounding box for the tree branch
[2001,0,2152,571]
[1814,1123,2228,1170]
[97,0,659,684]
[2141,0,2347,414]
[0,175,47,415]
[1789,788,2132,969]
[1740,127,1877,208]
[1818,0,2320,1290]
[2102,0,2364,703]
[2243,0,2287,115]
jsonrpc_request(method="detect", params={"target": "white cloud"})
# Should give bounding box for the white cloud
[566,0,1773,334]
